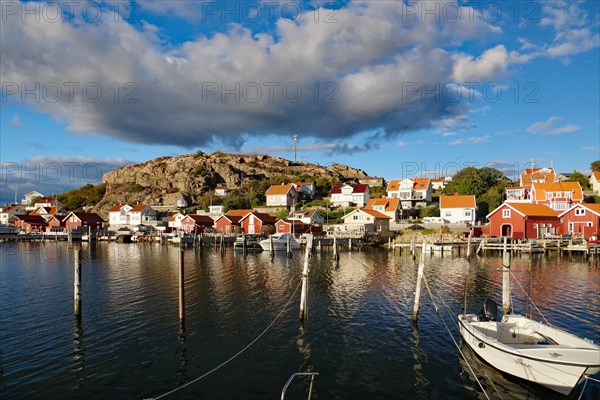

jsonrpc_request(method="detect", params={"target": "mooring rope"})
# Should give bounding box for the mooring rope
[578,376,600,400]
[147,280,303,400]
[424,276,503,400]
[509,272,549,325]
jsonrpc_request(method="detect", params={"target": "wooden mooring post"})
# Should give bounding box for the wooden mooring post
[270,235,274,260]
[502,237,511,315]
[333,235,339,263]
[286,234,292,258]
[411,237,416,260]
[179,249,185,322]
[466,233,472,260]
[299,235,312,321]
[74,249,82,318]
[413,242,426,323]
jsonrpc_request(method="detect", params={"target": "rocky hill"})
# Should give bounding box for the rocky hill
[94,151,369,216]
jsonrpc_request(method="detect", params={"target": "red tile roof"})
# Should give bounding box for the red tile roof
[364,197,400,212]
[361,209,391,219]
[533,182,583,202]
[225,209,254,217]
[240,212,276,224]
[266,184,295,196]
[109,204,124,212]
[508,203,558,217]
[440,195,476,209]
[130,204,151,212]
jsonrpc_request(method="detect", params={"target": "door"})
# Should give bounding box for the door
[501,224,512,237]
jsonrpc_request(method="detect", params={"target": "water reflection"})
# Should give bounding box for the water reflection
[71,315,85,390]
[411,324,429,400]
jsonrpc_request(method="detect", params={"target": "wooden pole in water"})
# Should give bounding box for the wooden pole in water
[333,234,339,263]
[502,237,511,315]
[270,235,274,260]
[411,236,416,260]
[299,235,311,321]
[413,242,426,322]
[179,249,185,322]
[466,232,472,260]
[74,248,82,318]
[242,232,247,255]
[348,237,352,251]
[88,225,91,243]
[286,234,292,258]
[220,234,225,254]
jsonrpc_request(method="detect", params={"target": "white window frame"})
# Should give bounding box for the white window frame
[502,209,510,218]
[575,208,585,216]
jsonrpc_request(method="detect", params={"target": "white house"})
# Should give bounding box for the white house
[266,184,298,207]
[288,209,325,225]
[168,212,187,229]
[108,204,157,227]
[364,197,402,223]
[339,209,390,233]
[386,178,432,209]
[591,171,600,195]
[0,205,26,225]
[439,195,477,224]
[215,184,229,197]
[30,206,67,221]
[330,184,370,207]
[34,198,63,208]
[21,191,44,206]
[208,205,224,215]
[293,182,316,199]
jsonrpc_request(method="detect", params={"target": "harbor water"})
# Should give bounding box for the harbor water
[1,241,599,399]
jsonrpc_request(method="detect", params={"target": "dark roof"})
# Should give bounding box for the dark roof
[330,183,369,194]
[65,212,106,223]
[184,214,214,224]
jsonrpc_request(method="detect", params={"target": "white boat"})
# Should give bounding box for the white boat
[259,233,301,251]
[459,299,600,395]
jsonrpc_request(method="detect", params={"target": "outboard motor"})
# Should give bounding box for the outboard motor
[477,299,498,322]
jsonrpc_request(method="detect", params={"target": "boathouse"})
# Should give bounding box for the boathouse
[558,203,600,239]
[181,214,214,234]
[486,203,559,239]
[239,212,276,235]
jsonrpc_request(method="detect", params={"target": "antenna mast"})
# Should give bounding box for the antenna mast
[293,134,298,163]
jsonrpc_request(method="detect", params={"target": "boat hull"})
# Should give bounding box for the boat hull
[259,235,301,251]
[459,314,600,396]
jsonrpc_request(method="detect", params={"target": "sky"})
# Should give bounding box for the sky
[1,0,599,204]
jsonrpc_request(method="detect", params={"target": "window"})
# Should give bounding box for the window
[587,222,593,227]
[464,211,471,216]
[568,222,574,232]
[575,208,586,216]
[445,211,452,217]
[502,209,510,218]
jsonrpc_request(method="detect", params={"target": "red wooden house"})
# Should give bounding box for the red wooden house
[10,215,48,233]
[558,203,600,239]
[47,214,67,232]
[181,214,214,234]
[214,209,253,233]
[486,202,559,239]
[63,212,106,232]
[275,219,322,234]
[239,212,276,235]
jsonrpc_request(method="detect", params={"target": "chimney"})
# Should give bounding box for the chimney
[454,192,458,196]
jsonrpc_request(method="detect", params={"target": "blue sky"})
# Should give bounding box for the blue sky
[1,0,599,203]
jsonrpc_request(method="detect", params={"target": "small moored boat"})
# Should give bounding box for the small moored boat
[259,233,300,251]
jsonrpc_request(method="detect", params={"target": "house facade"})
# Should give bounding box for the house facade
[520,167,555,187]
[364,197,401,223]
[486,203,559,239]
[330,184,370,207]
[21,191,44,206]
[293,182,316,199]
[181,215,215,234]
[214,215,243,234]
[108,204,157,227]
[358,177,384,187]
[276,220,322,234]
[386,178,432,209]
[439,195,476,224]
[558,203,600,239]
[340,209,390,234]
[10,215,48,233]
[168,212,187,229]
[34,198,63,208]
[63,212,106,232]
[530,181,583,212]
[0,205,26,225]
[239,212,276,235]
[215,184,229,197]
[591,171,600,195]
[287,209,325,225]
[266,184,298,207]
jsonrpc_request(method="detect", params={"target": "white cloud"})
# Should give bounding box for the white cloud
[527,116,581,135]
[9,114,21,128]
[0,0,504,149]
[449,138,464,145]
[451,45,508,82]
[468,135,491,144]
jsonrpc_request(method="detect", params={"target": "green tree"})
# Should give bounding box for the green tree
[370,185,387,198]
[419,204,440,218]
[567,171,589,190]
[223,194,251,212]
[591,160,600,172]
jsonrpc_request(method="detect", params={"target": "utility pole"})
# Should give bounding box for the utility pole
[293,134,298,162]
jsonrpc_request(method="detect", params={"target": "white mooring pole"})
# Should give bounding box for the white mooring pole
[502,237,511,315]
[413,242,426,322]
